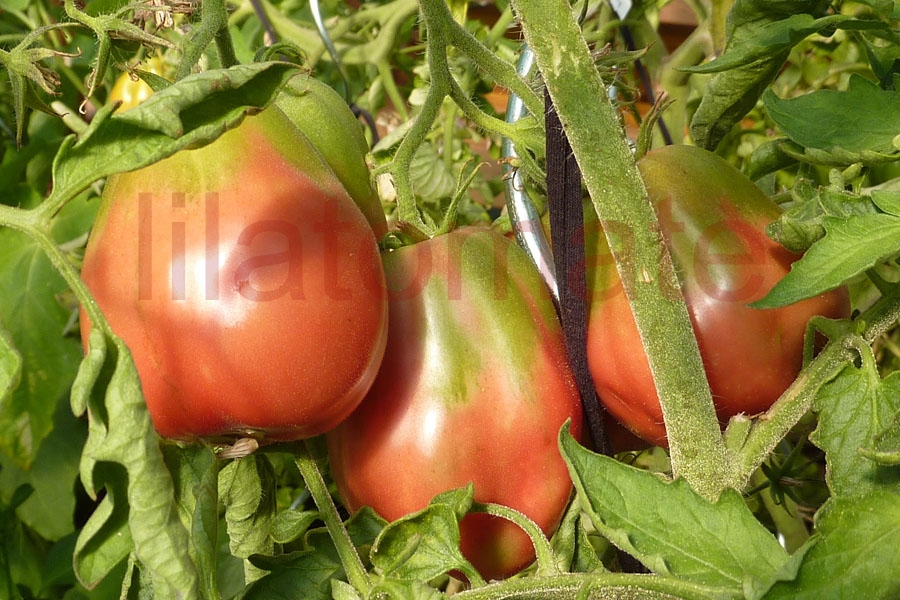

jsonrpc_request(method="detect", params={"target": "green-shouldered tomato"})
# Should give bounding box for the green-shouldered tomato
[327,227,583,580]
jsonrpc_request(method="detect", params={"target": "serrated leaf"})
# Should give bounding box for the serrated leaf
[47,61,300,207]
[271,509,320,545]
[560,425,788,594]
[754,212,900,308]
[686,15,889,75]
[764,75,900,157]
[163,444,219,599]
[766,183,880,252]
[71,328,198,596]
[763,493,900,599]
[220,455,277,584]
[810,356,900,497]
[370,501,472,582]
[688,0,832,150]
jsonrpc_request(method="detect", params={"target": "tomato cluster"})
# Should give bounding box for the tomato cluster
[81,73,849,580]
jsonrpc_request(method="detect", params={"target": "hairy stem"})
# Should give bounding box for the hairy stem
[510,0,732,498]
[294,441,371,595]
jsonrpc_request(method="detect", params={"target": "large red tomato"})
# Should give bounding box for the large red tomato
[79,106,388,442]
[585,145,850,445]
[327,227,583,581]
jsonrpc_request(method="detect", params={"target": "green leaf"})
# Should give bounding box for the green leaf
[859,408,900,465]
[0,186,94,469]
[754,210,900,308]
[763,493,900,599]
[765,180,880,253]
[369,501,472,582]
[411,142,457,203]
[245,508,385,600]
[560,426,789,595]
[810,354,900,497]
[688,0,832,150]
[163,444,220,599]
[72,476,132,588]
[550,495,607,574]
[47,61,301,207]
[71,328,198,596]
[686,15,890,76]
[764,75,900,159]
[0,323,21,414]
[271,509,320,545]
[220,455,277,584]
[0,400,86,541]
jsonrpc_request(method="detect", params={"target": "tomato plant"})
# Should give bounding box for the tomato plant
[327,227,583,581]
[585,145,852,445]
[79,105,388,441]
[4,1,900,599]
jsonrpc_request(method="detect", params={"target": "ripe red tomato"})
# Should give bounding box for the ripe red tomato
[326,227,583,581]
[79,106,388,442]
[585,145,850,445]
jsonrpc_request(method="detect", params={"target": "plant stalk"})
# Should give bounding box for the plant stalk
[509,0,733,499]
[294,441,371,596]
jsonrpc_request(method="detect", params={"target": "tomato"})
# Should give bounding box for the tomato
[276,75,388,239]
[327,227,583,581]
[108,57,168,113]
[108,65,387,238]
[585,144,851,445]
[79,106,388,442]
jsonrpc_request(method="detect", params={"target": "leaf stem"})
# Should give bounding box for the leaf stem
[471,502,560,577]
[452,572,730,600]
[294,440,371,596]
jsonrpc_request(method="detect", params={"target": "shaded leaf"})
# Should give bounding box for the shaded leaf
[370,501,471,582]
[220,455,277,583]
[688,0,832,150]
[0,187,95,469]
[163,443,220,599]
[246,508,385,600]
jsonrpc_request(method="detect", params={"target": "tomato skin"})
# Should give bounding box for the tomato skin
[108,58,167,113]
[276,75,388,239]
[108,66,386,238]
[586,145,851,445]
[326,227,583,581]
[79,107,388,441]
